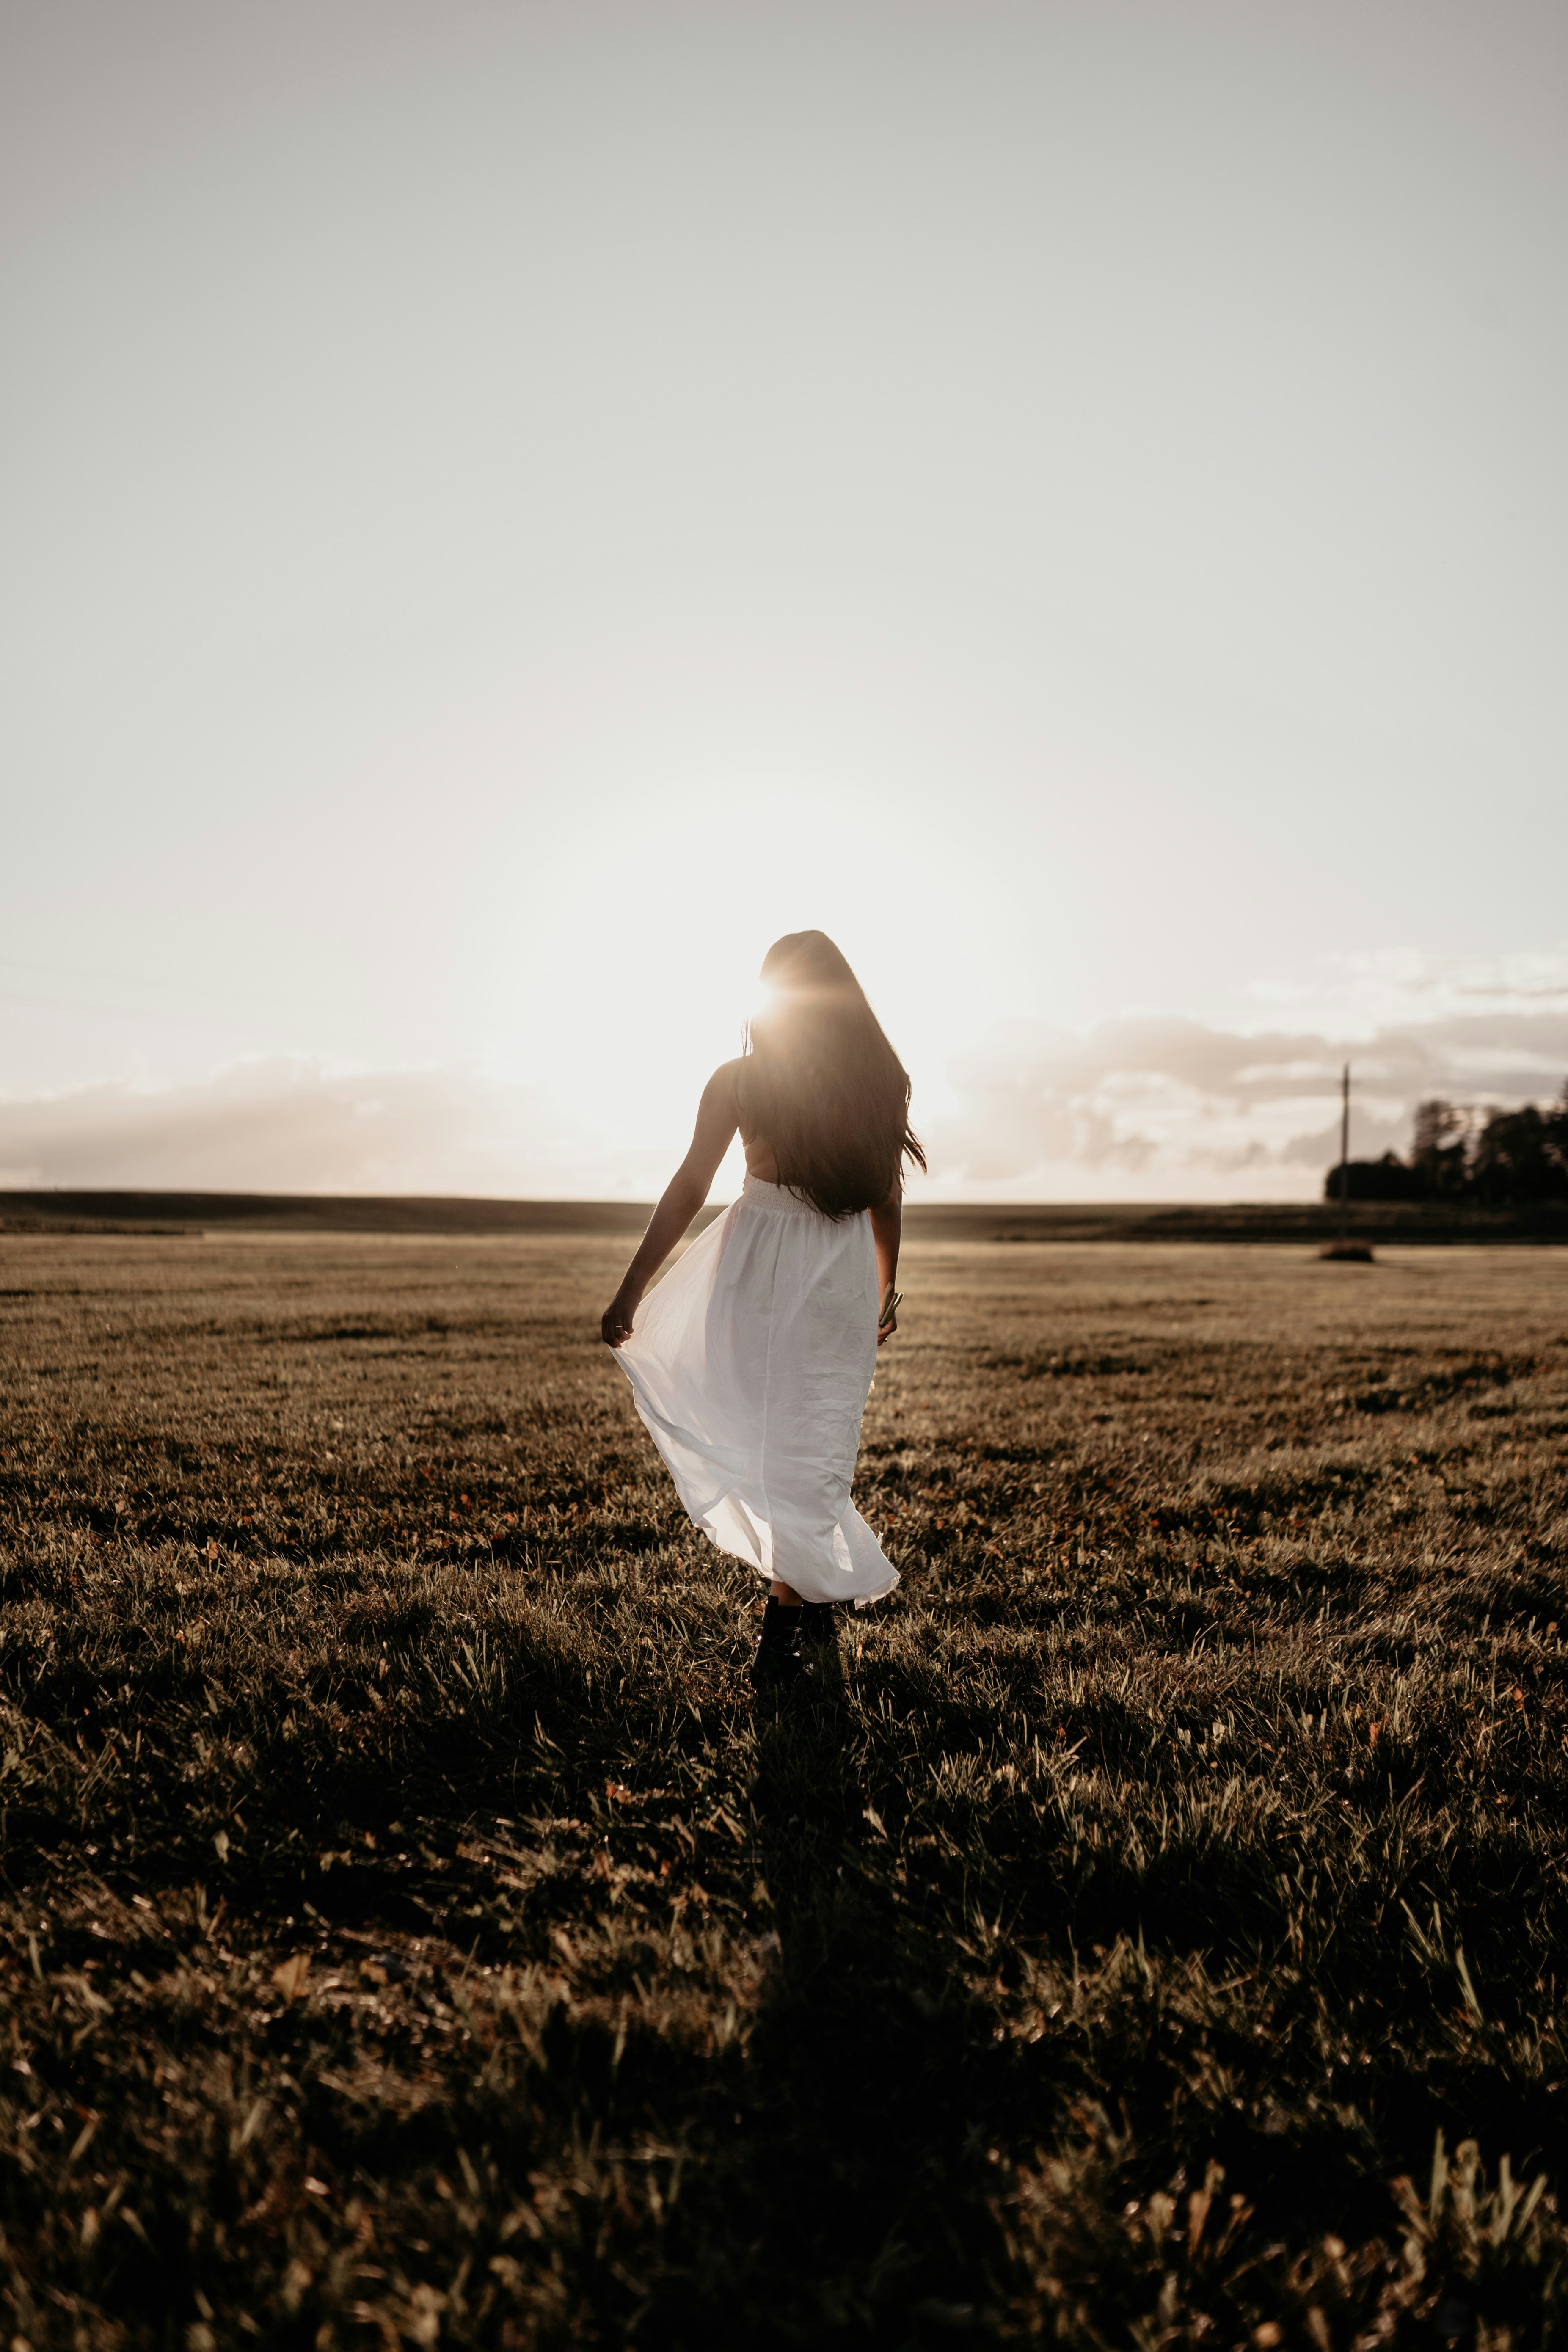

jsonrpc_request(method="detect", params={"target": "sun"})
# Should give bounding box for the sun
[486,773,1020,1179]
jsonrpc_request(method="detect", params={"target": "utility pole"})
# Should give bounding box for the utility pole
[1338,1062,1350,1247]
[1321,1061,1373,1261]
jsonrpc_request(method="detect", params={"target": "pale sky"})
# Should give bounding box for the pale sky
[4,1,1565,1200]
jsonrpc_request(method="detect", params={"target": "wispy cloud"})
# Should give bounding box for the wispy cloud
[3,1000,1565,1205]
[0,1061,655,1199]
[924,1006,1568,1201]
[1242,949,1568,1030]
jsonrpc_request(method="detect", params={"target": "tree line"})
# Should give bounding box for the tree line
[1326,1082,1568,1204]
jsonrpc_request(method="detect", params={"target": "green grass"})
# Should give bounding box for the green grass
[1,1233,1565,2348]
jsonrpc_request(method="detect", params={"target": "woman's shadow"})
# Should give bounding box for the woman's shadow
[741,1623,1000,2328]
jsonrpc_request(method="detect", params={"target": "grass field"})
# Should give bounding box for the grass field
[1,1232,1565,2349]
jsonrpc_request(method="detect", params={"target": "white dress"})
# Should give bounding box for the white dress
[614,1175,898,1608]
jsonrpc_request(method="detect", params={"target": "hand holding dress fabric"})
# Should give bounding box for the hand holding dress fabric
[601,1288,640,1349]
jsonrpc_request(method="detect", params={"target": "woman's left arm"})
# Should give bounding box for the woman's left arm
[601,1064,740,1346]
[869,1189,902,1346]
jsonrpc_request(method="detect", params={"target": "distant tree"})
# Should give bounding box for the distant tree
[1551,1082,1568,1182]
[1323,1153,1426,1203]
[1471,1102,1568,1204]
[1323,1082,1568,1209]
[1409,1098,1470,1195]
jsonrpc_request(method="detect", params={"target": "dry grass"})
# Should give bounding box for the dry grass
[1,1232,1565,2349]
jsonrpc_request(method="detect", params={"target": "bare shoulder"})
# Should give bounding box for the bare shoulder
[693,1059,744,1133]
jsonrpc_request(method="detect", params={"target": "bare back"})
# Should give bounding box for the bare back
[731,1058,785,1183]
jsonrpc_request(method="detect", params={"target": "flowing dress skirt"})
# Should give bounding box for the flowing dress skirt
[613,1175,898,1608]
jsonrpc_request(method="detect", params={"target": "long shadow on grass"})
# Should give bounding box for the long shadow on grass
[715,1652,1011,2343]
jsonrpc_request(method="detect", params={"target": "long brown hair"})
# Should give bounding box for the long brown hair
[737,932,926,1219]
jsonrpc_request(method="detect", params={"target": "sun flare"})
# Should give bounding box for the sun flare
[487,776,1019,1188]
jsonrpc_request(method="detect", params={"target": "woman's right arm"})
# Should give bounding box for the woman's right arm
[869,1187,902,1345]
[601,1064,741,1346]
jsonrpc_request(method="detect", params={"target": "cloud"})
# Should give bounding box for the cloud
[1243,949,1568,1032]
[923,1008,1568,1201]
[3,1005,1565,1205]
[0,1060,653,1199]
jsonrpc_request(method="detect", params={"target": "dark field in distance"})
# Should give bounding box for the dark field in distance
[4,1186,1566,1245]
[1,1233,1565,2347]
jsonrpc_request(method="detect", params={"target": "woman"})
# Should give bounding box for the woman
[601,931,924,1688]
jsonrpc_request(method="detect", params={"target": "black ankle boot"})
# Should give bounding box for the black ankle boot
[797,1602,837,1647]
[749,1599,809,1690]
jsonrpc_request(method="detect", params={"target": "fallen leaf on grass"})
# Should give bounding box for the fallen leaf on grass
[271,1952,310,2002]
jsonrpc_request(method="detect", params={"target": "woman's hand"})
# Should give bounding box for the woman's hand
[599,1064,741,1351]
[870,1196,901,1351]
[601,1287,641,1348]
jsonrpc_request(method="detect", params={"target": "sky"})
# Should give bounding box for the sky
[3,0,1565,1202]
